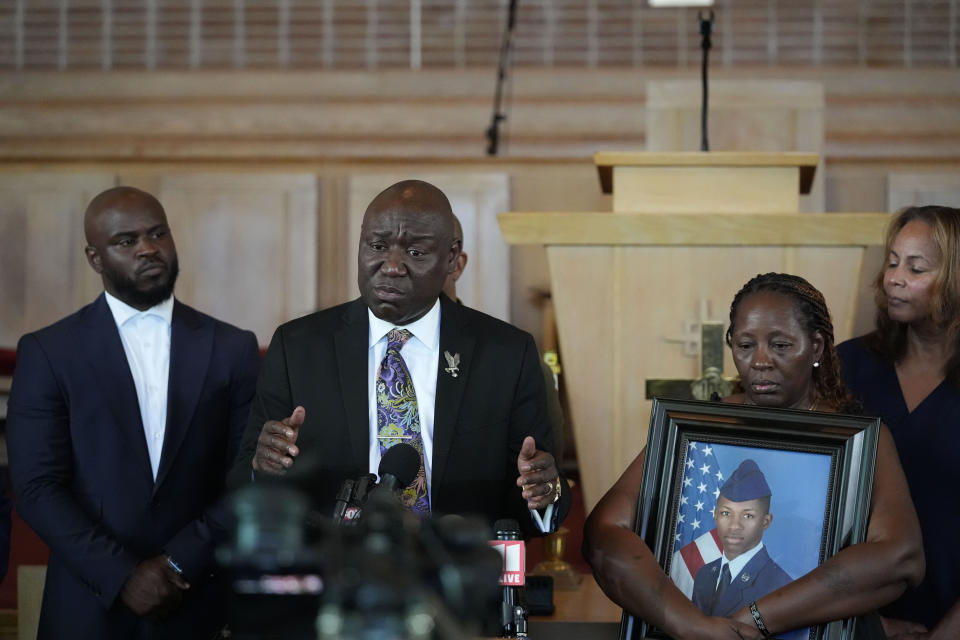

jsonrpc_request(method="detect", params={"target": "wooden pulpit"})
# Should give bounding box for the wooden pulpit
[499,152,889,512]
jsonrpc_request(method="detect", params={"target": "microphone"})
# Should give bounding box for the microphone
[371,443,421,497]
[330,473,375,526]
[490,519,527,638]
[348,473,376,518]
[335,444,421,526]
[331,478,355,523]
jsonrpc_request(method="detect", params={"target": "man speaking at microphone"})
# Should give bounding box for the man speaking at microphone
[228,179,570,535]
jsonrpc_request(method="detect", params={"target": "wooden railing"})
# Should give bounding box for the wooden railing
[1,0,956,71]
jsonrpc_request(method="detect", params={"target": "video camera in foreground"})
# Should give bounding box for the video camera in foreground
[218,444,504,640]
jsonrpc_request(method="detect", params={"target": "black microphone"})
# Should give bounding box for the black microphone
[371,442,421,497]
[336,445,421,526]
[331,478,355,523]
[341,473,376,524]
[491,518,527,638]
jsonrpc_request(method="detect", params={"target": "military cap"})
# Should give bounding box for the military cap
[719,459,771,502]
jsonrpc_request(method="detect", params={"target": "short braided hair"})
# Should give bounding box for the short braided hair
[725,273,853,412]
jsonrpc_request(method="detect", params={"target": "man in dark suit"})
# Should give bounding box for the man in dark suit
[691,459,793,618]
[6,187,261,639]
[229,179,570,534]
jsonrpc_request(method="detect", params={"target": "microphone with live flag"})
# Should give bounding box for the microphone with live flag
[489,518,528,638]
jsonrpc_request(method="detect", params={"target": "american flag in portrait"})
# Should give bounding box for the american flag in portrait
[670,440,724,597]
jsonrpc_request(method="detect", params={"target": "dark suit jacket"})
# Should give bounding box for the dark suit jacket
[228,295,570,536]
[691,547,793,617]
[6,294,260,640]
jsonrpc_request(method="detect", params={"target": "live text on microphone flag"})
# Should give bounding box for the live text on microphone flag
[489,538,525,586]
[671,441,724,597]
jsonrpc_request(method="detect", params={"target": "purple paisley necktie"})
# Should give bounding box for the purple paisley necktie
[376,328,430,516]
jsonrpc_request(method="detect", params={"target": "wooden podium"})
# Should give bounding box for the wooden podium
[499,152,889,512]
[595,151,818,214]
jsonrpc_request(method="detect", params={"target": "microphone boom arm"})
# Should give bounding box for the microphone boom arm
[486,0,518,156]
[698,9,714,152]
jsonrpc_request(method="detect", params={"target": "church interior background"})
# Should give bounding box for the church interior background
[0,1,958,634]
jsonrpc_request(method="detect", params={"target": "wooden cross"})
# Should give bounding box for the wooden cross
[645,321,737,401]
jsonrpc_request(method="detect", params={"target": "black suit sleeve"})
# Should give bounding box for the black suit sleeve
[227,325,295,491]
[7,334,139,608]
[164,329,261,580]
[505,333,572,536]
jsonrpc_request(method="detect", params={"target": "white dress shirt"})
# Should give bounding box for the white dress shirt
[368,299,441,503]
[104,292,173,480]
[716,541,766,588]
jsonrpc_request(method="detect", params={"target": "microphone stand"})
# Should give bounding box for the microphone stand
[698,10,714,152]
[486,0,518,156]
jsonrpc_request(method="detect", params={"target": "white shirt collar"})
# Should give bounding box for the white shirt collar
[722,541,765,580]
[104,291,174,329]
[368,297,441,351]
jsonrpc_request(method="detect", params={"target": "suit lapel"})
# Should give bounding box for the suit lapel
[83,294,154,485]
[431,296,475,492]
[334,299,371,472]
[155,300,212,490]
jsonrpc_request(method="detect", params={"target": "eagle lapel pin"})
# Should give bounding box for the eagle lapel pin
[443,351,460,378]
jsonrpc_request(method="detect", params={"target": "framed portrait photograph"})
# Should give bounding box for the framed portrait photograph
[620,398,880,640]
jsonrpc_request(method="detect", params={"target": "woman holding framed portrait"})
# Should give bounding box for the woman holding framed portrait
[584,273,924,640]
[839,206,960,640]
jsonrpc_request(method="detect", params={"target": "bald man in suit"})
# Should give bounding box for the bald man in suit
[229,179,571,535]
[7,187,260,639]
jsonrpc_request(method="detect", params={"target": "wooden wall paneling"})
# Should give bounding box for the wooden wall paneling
[0,172,115,347]
[887,173,960,211]
[790,246,873,342]
[545,245,617,507]
[316,172,355,311]
[503,162,608,350]
[847,242,886,340]
[156,173,319,346]
[346,173,511,322]
[0,68,956,164]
